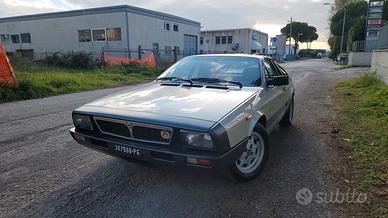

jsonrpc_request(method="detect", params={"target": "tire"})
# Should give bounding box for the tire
[279,95,294,127]
[231,124,269,181]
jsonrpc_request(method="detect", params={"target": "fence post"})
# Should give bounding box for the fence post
[138,45,142,60]
[173,48,178,62]
[101,48,105,69]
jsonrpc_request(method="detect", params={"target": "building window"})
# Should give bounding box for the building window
[215,36,220,44]
[164,22,170,31]
[92,29,106,41]
[78,29,91,42]
[20,33,31,43]
[0,34,10,44]
[106,28,121,41]
[165,46,172,55]
[221,36,227,44]
[173,24,179,32]
[200,37,203,45]
[227,36,233,44]
[11,34,20,44]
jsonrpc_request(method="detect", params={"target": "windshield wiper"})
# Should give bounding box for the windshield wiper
[156,77,193,85]
[191,77,243,88]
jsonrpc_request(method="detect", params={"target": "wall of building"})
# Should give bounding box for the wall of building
[371,49,388,84]
[0,12,128,55]
[348,52,372,66]
[127,12,200,56]
[377,25,388,49]
[0,9,200,59]
[200,29,268,54]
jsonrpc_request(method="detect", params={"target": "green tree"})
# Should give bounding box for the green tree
[334,0,363,10]
[328,1,367,56]
[281,22,319,54]
[347,15,367,51]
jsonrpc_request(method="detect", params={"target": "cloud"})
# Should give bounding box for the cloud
[0,0,333,49]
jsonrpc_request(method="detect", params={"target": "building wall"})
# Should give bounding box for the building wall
[371,49,388,84]
[348,52,372,66]
[200,29,268,54]
[127,12,200,55]
[0,10,200,58]
[0,12,128,54]
[377,25,388,49]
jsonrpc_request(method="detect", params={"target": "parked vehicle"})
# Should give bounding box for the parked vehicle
[70,54,295,181]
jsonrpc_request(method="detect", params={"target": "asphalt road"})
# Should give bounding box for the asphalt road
[0,59,367,218]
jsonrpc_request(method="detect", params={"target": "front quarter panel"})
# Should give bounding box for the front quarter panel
[217,90,262,148]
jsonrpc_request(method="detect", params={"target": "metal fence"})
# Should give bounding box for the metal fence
[352,25,388,52]
[102,47,185,66]
[352,39,379,52]
[7,47,190,68]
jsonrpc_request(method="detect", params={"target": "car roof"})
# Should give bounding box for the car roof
[191,54,269,60]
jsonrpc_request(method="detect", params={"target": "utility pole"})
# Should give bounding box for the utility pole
[324,3,347,54]
[339,8,346,54]
[289,17,293,55]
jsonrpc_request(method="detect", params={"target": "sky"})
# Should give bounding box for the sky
[0,0,335,49]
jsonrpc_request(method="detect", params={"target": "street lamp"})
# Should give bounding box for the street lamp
[324,3,346,54]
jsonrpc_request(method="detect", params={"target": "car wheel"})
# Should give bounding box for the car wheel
[279,95,294,127]
[231,124,269,181]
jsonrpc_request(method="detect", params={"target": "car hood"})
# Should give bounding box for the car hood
[85,82,259,122]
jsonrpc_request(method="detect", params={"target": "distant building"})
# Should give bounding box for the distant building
[268,35,287,61]
[0,5,201,60]
[199,28,268,54]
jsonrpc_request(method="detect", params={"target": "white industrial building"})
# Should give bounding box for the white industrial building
[0,5,200,60]
[199,28,268,54]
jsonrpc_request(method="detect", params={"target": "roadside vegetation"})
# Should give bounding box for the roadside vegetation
[0,53,162,103]
[334,73,388,217]
[328,0,388,58]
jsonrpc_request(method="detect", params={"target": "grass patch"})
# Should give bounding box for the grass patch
[0,67,162,103]
[334,73,388,217]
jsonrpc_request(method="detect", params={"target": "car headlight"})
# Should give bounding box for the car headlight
[72,114,93,131]
[180,130,214,151]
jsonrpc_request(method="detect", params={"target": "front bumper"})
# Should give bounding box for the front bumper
[69,127,248,171]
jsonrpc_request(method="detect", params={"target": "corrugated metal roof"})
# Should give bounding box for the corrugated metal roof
[0,4,201,26]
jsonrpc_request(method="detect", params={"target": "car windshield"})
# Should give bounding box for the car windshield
[158,56,262,87]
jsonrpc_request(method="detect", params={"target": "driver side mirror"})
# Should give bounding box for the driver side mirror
[267,75,289,86]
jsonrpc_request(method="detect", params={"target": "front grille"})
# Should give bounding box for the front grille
[132,125,171,144]
[93,117,173,145]
[95,119,131,138]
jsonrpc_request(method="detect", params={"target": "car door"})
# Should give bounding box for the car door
[260,58,284,130]
[273,61,293,112]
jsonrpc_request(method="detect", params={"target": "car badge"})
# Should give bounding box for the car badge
[160,130,171,140]
[125,122,134,129]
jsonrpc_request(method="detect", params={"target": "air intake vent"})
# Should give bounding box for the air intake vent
[160,83,180,86]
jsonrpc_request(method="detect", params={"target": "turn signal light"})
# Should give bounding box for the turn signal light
[186,157,212,167]
[71,132,87,142]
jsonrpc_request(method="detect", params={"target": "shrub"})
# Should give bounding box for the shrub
[43,52,103,69]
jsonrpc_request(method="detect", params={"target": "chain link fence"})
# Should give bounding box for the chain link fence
[6,46,191,68]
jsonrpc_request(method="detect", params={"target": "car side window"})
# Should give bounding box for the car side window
[263,59,280,77]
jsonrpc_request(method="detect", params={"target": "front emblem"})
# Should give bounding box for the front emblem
[160,130,171,140]
[125,121,134,130]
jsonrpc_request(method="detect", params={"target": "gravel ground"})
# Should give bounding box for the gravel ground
[0,59,368,218]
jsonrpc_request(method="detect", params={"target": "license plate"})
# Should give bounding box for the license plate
[113,144,141,156]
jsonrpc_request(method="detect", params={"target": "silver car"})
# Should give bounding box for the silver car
[70,54,295,181]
